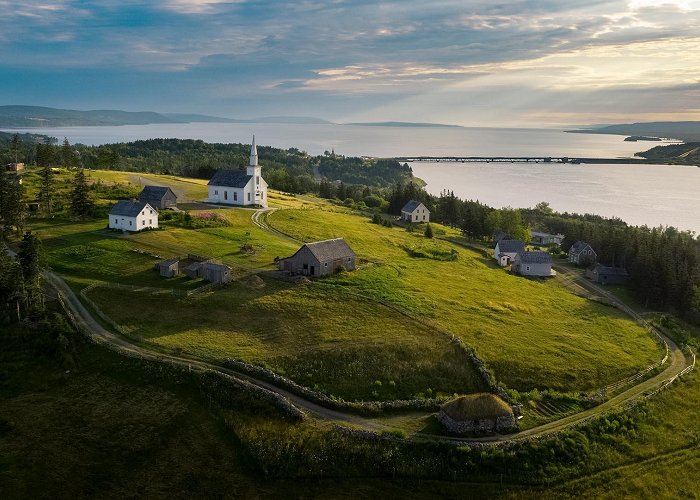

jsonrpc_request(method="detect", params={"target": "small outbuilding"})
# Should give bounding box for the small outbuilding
[401,200,430,223]
[138,185,178,209]
[158,257,180,277]
[530,231,565,246]
[513,251,555,277]
[200,262,233,284]
[108,200,158,232]
[437,394,516,434]
[278,238,355,277]
[494,239,525,266]
[5,162,24,172]
[569,241,597,266]
[586,263,629,285]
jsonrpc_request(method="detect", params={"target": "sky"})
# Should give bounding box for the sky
[2,0,700,127]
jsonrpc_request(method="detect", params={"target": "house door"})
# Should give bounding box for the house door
[310,265,315,276]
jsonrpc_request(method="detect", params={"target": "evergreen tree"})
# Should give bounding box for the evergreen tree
[424,223,433,239]
[18,231,45,314]
[10,134,21,163]
[70,168,94,218]
[61,137,78,168]
[0,176,25,235]
[38,163,55,215]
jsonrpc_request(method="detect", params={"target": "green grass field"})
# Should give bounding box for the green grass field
[23,169,663,399]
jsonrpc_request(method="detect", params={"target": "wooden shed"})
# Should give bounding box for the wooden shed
[200,262,233,284]
[278,238,355,277]
[138,185,178,210]
[158,258,180,277]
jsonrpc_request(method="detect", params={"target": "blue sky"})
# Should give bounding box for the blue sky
[2,0,700,126]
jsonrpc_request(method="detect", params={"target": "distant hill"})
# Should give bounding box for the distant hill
[568,121,700,142]
[0,106,333,127]
[344,121,462,128]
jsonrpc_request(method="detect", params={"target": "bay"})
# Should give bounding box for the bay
[2,122,695,232]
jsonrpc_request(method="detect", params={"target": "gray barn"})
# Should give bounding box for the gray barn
[586,263,629,285]
[278,238,356,277]
[158,257,180,277]
[138,185,178,209]
[512,251,554,277]
[200,262,233,284]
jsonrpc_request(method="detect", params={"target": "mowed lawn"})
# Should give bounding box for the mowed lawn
[86,280,488,401]
[267,206,663,393]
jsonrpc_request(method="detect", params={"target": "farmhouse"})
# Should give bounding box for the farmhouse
[530,231,565,246]
[437,394,516,434]
[108,200,158,232]
[401,200,430,223]
[494,239,525,267]
[278,238,355,277]
[207,136,268,207]
[512,251,555,277]
[138,185,177,209]
[586,263,629,285]
[569,241,597,266]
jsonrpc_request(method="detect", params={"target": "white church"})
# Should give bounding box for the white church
[207,136,268,207]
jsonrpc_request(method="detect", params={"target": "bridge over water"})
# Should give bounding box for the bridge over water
[396,156,580,164]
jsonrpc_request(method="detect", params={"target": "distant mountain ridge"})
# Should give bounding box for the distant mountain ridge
[568,121,700,142]
[0,105,332,127]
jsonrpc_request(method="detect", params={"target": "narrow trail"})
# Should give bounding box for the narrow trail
[6,223,694,444]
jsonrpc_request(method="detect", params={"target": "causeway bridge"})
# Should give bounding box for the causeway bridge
[395,156,580,164]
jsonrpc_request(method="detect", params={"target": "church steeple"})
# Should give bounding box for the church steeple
[249,135,258,166]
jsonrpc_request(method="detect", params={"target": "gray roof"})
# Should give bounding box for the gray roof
[202,262,231,272]
[570,241,594,254]
[496,239,525,254]
[302,238,355,262]
[518,251,553,264]
[590,263,628,276]
[109,200,153,217]
[401,200,425,213]
[139,185,176,201]
[208,169,253,188]
[159,257,180,267]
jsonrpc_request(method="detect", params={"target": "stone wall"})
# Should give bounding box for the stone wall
[437,410,517,434]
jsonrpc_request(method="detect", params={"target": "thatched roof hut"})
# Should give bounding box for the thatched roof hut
[438,393,516,434]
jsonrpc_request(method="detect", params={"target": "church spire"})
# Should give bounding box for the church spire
[249,135,258,166]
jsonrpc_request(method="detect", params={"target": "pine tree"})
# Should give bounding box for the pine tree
[18,231,45,314]
[424,223,433,239]
[38,163,55,215]
[10,134,21,163]
[61,137,78,168]
[0,176,25,235]
[70,168,94,218]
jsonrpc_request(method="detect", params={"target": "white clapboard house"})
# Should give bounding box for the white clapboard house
[109,200,158,232]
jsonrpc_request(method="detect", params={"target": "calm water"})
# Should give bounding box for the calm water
[3,122,695,232]
[411,161,700,234]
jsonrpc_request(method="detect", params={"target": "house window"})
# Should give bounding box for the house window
[234,192,238,201]
[324,263,328,267]
[423,216,426,220]
[114,218,118,224]
[215,190,218,195]
[248,192,251,201]
[526,266,531,271]
[150,210,153,214]
[149,219,152,224]
[224,191,228,200]
[142,220,145,226]
[129,221,132,226]
[257,176,260,184]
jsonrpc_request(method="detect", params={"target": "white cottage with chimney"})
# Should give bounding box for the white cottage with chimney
[207,136,268,207]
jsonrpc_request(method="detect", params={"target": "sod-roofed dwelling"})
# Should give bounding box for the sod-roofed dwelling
[438,393,516,434]
[138,185,177,209]
[108,200,158,232]
[278,238,355,277]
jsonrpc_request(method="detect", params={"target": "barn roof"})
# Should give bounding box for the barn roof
[302,238,355,262]
[159,257,180,267]
[401,200,424,213]
[109,200,153,217]
[440,394,513,421]
[589,263,628,276]
[208,169,253,188]
[139,185,176,201]
[496,239,525,254]
[518,251,552,264]
[202,262,231,272]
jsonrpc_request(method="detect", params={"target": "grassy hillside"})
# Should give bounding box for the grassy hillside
[20,168,662,401]
[268,207,662,392]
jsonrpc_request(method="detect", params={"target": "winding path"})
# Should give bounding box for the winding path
[5,222,694,444]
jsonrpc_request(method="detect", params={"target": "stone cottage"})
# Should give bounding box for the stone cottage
[278,238,355,277]
[437,393,517,434]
